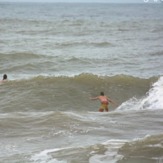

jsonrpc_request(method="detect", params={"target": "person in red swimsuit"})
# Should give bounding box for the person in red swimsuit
[90,92,116,112]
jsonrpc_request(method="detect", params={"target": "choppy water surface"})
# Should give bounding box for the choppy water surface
[0,2,163,163]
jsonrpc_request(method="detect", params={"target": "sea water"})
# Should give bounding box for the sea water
[0,2,163,163]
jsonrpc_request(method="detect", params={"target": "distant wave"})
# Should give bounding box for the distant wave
[0,52,41,61]
[55,41,114,48]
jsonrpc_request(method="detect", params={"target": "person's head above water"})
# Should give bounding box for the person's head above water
[100,92,104,96]
[3,74,7,80]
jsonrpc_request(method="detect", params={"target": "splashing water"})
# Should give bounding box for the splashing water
[141,76,163,110]
[117,76,163,111]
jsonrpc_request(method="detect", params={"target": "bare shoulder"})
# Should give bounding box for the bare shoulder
[0,80,7,84]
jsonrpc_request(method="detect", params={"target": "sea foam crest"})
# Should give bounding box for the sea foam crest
[117,76,163,111]
[31,148,66,163]
[141,76,163,110]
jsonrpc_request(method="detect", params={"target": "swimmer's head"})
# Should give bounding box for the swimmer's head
[3,74,7,80]
[100,92,104,96]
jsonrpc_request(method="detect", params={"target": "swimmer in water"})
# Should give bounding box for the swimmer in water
[90,92,116,112]
[0,74,8,83]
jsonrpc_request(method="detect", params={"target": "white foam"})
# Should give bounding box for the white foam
[89,139,127,163]
[117,76,163,111]
[141,76,163,110]
[31,148,66,163]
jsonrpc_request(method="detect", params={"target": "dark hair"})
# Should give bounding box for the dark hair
[100,92,104,96]
[3,74,7,80]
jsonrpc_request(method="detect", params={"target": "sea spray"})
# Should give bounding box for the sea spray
[141,76,163,110]
[117,76,163,111]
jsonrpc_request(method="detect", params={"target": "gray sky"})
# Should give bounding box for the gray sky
[0,0,161,3]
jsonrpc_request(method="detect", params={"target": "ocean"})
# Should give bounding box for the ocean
[0,2,163,163]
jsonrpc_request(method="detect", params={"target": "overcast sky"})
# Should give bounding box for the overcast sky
[0,0,161,3]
